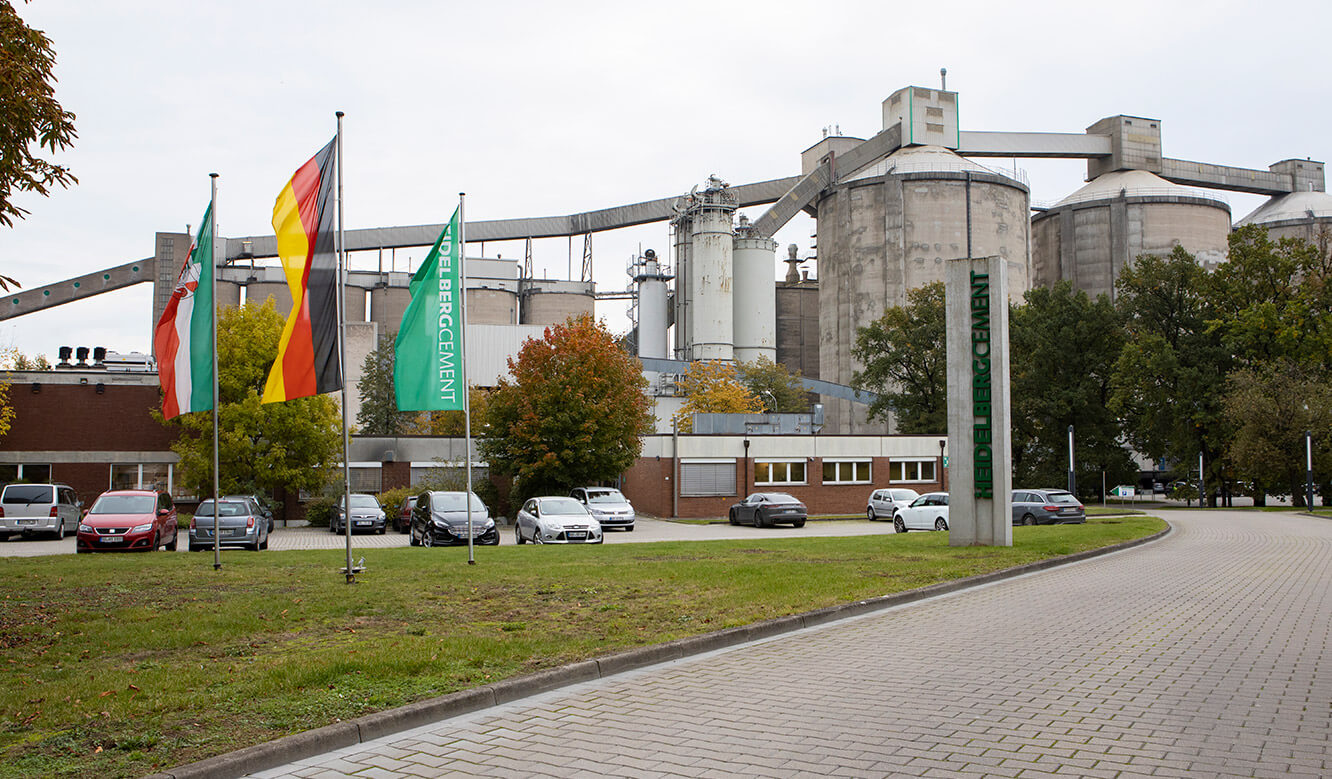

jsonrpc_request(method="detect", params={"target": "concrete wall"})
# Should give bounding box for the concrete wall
[775,281,819,380]
[815,170,1029,433]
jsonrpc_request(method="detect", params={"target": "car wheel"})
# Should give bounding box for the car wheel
[261,534,269,550]
[76,546,87,554]
[54,521,65,541]
[533,530,544,544]
[728,510,739,526]
[935,518,948,531]
[1023,513,1036,526]
[409,524,420,546]
[753,511,766,528]
[867,507,877,521]
[165,531,177,551]
[421,528,433,547]
[152,531,160,551]
[516,525,526,544]
[793,519,806,528]
[894,516,906,533]
[250,535,262,551]
[625,525,635,532]
[378,525,386,535]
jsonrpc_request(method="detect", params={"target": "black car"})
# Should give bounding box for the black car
[729,492,807,528]
[410,491,499,547]
[1011,489,1086,525]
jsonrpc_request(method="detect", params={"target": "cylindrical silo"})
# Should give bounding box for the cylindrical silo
[816,144,1031,434]
[633,250,671,360]
[369,283,412,333]
[687,180,736,362]
[245,281,292,315]
[670,210,692,360]
[732,216,777,364]
[1031,169,1230,300]
[467,287,519,324]
[1235,189,1332,244]
[519,279,595,325]
[215,280,242,309]
[343,285,367,323]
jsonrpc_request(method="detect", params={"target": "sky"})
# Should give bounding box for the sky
[3,0,1331,363]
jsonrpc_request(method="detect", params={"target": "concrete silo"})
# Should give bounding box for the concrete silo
[673,177,737,362]
[814,89,1031,433]
[1235,159,1331,245]
[732,215,777,364]
[631,250,671,360]
[1031,169,1231,299]
[519,278,594,326]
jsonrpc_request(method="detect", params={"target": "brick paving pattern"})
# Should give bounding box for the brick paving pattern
[256,510,1332,777]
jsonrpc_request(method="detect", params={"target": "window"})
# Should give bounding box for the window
[822,460,871,485]
[680,460,737,497]
[755,460,806,486]
[111,464,173,492]
[889,459,936,483]
[350,466,382,494]
[0,463,51,484]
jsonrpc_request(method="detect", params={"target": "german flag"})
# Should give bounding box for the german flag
[262,138,341,402]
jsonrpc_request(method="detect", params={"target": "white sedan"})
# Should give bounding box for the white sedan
[514,496,604,544]
[894,492,950,532]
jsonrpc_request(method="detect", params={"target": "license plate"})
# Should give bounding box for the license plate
[566,531,587,540]
[17,519,35,525]
[100,537,123,544]
[355,520,371,526]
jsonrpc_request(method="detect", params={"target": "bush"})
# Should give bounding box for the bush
[378,486,416,514]
[176,513,191,530]
[304,495,337,527]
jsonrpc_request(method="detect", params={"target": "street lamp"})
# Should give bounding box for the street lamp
[1198,451,1205,510]
[1308,430,1315,510]
[1067,425,1076,496]
[938,439,947,491]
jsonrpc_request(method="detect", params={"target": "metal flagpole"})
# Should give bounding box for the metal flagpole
[460,193,476,565]
[336,111,355,584]
[210,173,221,571]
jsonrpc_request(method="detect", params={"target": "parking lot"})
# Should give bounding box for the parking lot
[0,516,904,557]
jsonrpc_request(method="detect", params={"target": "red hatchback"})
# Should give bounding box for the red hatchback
[76,490,178,553]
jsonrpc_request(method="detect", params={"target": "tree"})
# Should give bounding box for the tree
[1110,247,1232,503]
[735,355,807,412]
[480,315,653,501]
[164,300,342,504]
[1009,283,1136,495]
[1222,361,1331,505]
[672,360,764,432]
[403,387,492,436]
[850,281,946,434]
[0,2,78,240]
[355,331,409,435]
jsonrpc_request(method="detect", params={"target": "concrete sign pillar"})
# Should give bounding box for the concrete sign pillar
[945,255,1013,547]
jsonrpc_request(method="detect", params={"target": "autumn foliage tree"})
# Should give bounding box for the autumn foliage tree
[480,315,653,502]
[672,360,764,432]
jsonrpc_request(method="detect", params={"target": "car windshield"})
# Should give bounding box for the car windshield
[2,485,53,504]
[585,489,626,504]
[340,495,380,509]
[430,493,485,512]
[762,493,798,504]
[891,489,919,501]
[89,495,156,514]
[1046,492,1080,505]
[195,500,248,517]
[540,498,587,515]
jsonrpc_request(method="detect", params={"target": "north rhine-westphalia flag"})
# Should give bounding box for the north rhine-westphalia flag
[394,207,465,411]
[262,138,341,403]
[153,204,214,419]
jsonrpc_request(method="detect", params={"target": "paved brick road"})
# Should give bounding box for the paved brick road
[258,510,1332,777]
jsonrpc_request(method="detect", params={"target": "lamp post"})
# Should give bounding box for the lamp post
[1067,425,1075,496]
[939,439,947,492]
[1308,430,1315,510]
[1198,451,1205,509]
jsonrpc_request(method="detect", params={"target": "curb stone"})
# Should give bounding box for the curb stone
[145,523,1170,779]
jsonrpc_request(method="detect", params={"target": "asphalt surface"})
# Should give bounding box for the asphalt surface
[223,509,1332,778]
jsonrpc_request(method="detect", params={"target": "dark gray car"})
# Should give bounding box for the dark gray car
[189,498,269,551]
[1011,489,1086,525]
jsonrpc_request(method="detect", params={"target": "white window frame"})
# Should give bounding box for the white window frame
[889,458,937,484]
[822,459,872,485]
[754,459,808,486]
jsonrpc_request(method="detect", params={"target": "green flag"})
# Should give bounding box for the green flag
[395,208,465,410]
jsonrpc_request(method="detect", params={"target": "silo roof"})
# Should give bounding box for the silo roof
[1236,190,1332,226]
[844,144,1025,185]
[1053,170,1228,208]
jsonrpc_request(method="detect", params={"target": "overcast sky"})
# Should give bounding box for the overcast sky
[3,0,1330,362]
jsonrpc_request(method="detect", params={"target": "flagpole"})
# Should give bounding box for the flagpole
[334,111,355,584]
[460,192,475,566]
[210,173,222,572]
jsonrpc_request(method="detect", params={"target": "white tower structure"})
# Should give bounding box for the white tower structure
[630,249,672,360]
[672,176,737,362]
[732,214,777,364]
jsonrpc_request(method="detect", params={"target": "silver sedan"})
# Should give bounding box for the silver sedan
[514,496,604,544]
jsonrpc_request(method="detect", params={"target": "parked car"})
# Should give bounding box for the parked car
[330,493,387,534]
[224,494,275,532]
[866,488,921,521]
[729,492,808,528]
[411,491,499,547]
[570,486,636,531]
[393,496,414,533]
[515,496,603,544]
[0,482,81,540]
[76,489,177,553]
[189,498,269,551]
[894,492,950,532]
[1012,489,1086,525]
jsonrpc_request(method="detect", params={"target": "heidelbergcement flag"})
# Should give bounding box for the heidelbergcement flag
[153,205,214,420]
[395,207,464,411]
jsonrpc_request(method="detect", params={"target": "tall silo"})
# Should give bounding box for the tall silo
[632,250,671,360]
[1031,169,1231,299]
[519,278,594,326]
[670,209,693,360]
[1236,158,1331,244]
[677,177,736,362]
[732,215,777,364]
[369,273,413,336]
[816,143,1031,433]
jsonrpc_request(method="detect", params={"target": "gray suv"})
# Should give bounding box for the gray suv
[1011,489,1086,525]
[0,483,82,540]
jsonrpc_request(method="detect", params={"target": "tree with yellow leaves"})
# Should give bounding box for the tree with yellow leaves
[672,360,764,432]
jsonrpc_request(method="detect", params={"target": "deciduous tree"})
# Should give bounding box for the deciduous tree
[672,360,764,432]
[480,315,653,501]
[850,281,946,434]
[735,355,807,413]
[1222,361,1331,505]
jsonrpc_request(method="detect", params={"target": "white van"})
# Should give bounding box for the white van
[0,483,82,540]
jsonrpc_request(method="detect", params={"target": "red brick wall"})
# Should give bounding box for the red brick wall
[6,382,173,452]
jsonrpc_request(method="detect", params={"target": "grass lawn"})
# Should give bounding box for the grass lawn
[0,516,1163,778]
